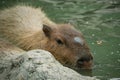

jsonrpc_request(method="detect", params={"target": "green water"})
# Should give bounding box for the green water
[0,0,120,80]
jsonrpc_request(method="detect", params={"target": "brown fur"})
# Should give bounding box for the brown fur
[0,5,93,69]
[0,38,24,55]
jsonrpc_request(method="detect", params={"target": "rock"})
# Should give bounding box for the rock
[0,49,98,80]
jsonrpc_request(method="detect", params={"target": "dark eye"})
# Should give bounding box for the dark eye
[56,39,63,45]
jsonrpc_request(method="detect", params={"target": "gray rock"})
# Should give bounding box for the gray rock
[0,49,98,80]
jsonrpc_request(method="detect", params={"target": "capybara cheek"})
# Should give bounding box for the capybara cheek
[51,50,76,66]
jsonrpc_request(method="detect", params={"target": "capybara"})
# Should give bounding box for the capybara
[0,5,93,69]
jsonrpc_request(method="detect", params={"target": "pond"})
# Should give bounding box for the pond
[0,0,120,80]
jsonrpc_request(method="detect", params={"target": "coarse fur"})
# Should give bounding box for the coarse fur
[0,5,93,69]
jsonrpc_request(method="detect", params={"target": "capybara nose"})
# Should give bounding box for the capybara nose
[77,56,93,69]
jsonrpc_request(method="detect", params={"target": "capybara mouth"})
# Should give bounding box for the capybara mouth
[76,60,93,69]
[62,60,93,70]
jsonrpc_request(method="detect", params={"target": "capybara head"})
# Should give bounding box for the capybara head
[42,24,93,69]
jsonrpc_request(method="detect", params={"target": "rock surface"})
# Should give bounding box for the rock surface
[0,49,98,80]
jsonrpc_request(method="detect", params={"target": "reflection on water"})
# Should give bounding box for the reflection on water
[0,0,120,80]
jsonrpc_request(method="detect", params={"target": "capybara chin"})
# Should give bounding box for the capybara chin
[0,5,93,69]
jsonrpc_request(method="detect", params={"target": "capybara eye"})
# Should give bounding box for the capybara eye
[56,39,63,45]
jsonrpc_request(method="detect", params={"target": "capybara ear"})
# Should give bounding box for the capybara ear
[43,24,52,37]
